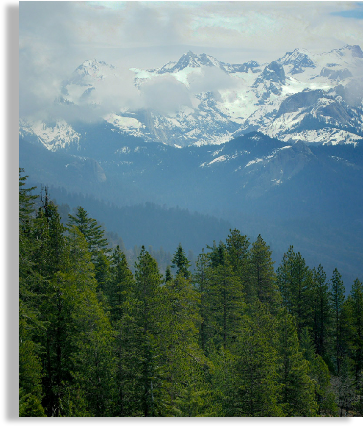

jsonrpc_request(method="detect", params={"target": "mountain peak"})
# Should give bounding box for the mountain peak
[81,58,100,67]
[261,61,286,83]
[185,50,197,57]
[74,59,115,77]
[156,51,223,74]
[77,58,110,70]
[279,48,315,73]
[343,44,363,58]
[328,44,363,60]
[64,59,117,88]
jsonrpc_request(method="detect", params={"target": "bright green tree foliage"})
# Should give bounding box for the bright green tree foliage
[157,273,207,416]
[229,304,283,416]
[63,227,116,416]
[299,327,338,416]
[68,206,109,255]
[19,171,363,417]
[225,230,251,302]
[119,247,163,416]
[276,310,317,416]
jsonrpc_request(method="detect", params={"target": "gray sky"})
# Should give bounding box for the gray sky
[19,0,363,119]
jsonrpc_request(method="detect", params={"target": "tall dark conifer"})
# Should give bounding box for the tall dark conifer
[330,268,345,375]
[249,234,280,311]
[311,265,331,360]
[171,243,191,280]
[276,246,313,340]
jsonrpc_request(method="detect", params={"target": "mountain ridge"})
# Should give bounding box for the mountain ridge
[20,44,363,150]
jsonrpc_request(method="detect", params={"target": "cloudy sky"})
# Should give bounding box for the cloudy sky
[19,0,363,119]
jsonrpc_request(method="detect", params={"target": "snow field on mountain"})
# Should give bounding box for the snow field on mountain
[19,119,81,151]
[19,45,363,150]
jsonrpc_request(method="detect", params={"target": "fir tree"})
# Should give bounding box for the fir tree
[106,245,134,324]
[230,305,283,416]
[250,234,280,311]
[311,265,331,361]
[276,310,317,416]
[68,206,109,257]
[206,248,245,350]
[165,265,172,283]
[119,247,163,416]
[349,279,363,384]
[225,230,251,303]
[193,250,209,352]
[157,273,206,416]
[330,268,345,375]
[171,243,191,280]
[276,246,313,340]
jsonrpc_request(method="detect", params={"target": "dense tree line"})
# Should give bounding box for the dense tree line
[19,170,363,417]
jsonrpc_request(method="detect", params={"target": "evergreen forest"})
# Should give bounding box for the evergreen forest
[19,169,363,417]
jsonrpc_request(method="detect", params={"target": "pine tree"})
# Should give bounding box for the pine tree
[330,268,345,375]
[62,226,116,416]
[19,171,46,416]
[117,247,163,416]
[193,250,209,352]
[276,309,317,416]
[157,273,207,416]
[30,194,70,416]
[276,246,313,340]
[225,230,251,303]
[33,189,67,280]
[249,234,280,311]
[311,265,331,361]
[68,206,109,257]
[106,245,134,324]
[205,244,245,350]
[299,328,338,416]
[229,304,283,416]
[225,229,250,273]
[93,250,110,300]
[349,279,363,384]
[19,168,37,227]
[165,265,172,283]
[171,243,191,280]
[67,206,111,296]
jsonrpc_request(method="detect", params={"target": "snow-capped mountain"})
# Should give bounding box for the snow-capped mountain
[20,45,363,150]
[19,45,363,292]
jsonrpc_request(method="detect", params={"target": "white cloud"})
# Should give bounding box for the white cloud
[19,1,363,121]
[189,66,236,95]
[140,75,192,114]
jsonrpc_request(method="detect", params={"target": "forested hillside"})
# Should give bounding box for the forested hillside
[19,169,363,417]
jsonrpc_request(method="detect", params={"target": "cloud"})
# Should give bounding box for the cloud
[188,66,237,96]
[19,1,363,122]
[19,2,82,119]
[140,75,192,114]
[79,70,142,117]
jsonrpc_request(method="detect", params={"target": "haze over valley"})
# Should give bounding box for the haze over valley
[20,42,363,287]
